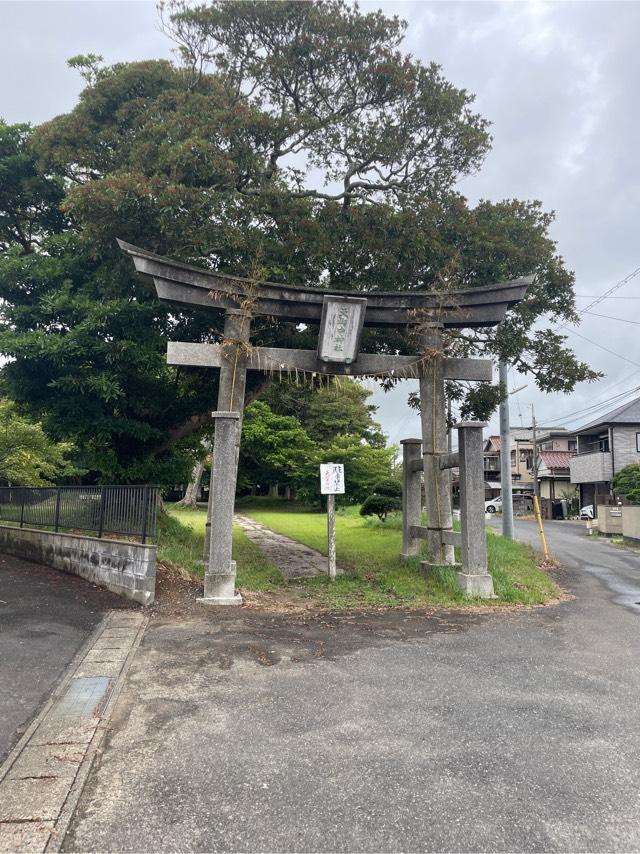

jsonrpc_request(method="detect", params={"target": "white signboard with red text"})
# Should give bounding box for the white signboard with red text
[320,463,345,495]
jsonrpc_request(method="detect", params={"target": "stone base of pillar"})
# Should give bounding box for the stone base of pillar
[198,562,242,606]
[197,593,242,606]
[456,571,496,598]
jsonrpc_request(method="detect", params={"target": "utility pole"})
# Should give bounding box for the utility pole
[499,362,514,540]
[530,403,539,499]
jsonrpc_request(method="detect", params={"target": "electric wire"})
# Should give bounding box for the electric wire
[583,310,640,325]
[537,384,640,428]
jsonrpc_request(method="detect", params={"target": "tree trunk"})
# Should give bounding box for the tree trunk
[176,456,206,508]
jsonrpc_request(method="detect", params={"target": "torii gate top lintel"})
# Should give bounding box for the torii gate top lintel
[117,239,532,331]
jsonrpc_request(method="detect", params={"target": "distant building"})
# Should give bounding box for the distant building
[484,426,577,501]
[534,429,577,500]
[570,397,640,514]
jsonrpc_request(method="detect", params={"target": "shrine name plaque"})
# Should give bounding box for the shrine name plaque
[317,296,367,364]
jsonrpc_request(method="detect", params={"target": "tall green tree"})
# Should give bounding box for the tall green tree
[0,400,78,486]
[0,1,597,483]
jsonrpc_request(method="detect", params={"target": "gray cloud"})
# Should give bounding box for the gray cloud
[1,0,638,445]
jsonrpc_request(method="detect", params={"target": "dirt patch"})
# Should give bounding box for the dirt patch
[148,562,203,619]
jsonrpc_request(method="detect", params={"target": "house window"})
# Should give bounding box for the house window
[568,440,577,451]
[636,432,640,453]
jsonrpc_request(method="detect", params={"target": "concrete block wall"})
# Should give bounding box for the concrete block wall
[0,525,156,605]
[621,506,640,541]
[598,507,623,535]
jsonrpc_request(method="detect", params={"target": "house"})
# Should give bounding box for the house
[509,429,536,492]
[483,435,501,497]
[569,396,640,514]
[534,429,577,500]
[483,427,573,500]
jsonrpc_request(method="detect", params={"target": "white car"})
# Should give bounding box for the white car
[485,496,503,513]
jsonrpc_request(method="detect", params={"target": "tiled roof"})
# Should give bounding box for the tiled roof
[539,450,575,470]
[487,435,500,450]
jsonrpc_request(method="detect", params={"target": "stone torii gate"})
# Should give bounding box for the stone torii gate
[119,240,530,603]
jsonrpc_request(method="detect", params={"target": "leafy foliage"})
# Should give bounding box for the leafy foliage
[613,464,640,504]
[360,494,402,522]
[238,378,396,503]
[371,477,403,499]
[0,400,79,486]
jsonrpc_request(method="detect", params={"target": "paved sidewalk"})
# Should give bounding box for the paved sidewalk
[0,555,135,765]
[0,610,145,853]
[235,514,343,578]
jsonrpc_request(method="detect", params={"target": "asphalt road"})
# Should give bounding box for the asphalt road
[64,521,640,852]
[0,553,133,763]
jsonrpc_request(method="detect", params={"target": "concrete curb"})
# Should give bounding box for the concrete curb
[0,610,147,853]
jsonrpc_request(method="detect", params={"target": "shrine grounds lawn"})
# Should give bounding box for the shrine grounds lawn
[159,500,560,609]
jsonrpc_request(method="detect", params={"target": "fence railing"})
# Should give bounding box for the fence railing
[0,485,160,543]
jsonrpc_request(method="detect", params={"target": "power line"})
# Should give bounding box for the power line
[540,384,640,428]
[576,266,640,315]
[559,325,640,369]
[576,295,640,300]
[583,310,640,325]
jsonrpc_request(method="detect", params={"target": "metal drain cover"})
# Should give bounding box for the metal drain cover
[49,677,113,719]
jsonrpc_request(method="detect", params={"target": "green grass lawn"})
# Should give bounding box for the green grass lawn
[159,501,560,609]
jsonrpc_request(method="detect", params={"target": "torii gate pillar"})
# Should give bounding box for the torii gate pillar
[203,309,250,564]
[419,324,455,566]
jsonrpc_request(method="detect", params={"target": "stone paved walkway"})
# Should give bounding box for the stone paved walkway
[234,515,343,579]
[0,610,145,853]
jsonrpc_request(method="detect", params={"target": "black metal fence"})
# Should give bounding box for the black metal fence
[0,485,160,543]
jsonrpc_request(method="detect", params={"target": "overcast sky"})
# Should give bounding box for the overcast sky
[1,0,639,447]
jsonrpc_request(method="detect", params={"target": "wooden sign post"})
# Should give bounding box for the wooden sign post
[320,463,345,580]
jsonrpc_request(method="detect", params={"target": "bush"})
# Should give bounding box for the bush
[613,464,640,504]
[371,477,402,498]
[360,494,402,522]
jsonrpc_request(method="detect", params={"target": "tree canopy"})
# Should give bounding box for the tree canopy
[0,400,78,486]
[238,378,396,502]
[0,0,597,483]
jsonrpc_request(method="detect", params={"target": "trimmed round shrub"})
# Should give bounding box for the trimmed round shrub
[360,493,402,522]
[371,477,402,498]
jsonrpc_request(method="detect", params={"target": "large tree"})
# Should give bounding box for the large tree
[0,1,596,482]
[0,400,78,486]
[237,379,396,502]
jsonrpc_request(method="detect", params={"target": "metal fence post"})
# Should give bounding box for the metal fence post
[141,486,150,544]
[54,488,61,532]
[97,487,107,539]
[20,493,25,529]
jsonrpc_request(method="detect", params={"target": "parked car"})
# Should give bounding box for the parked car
[579,504,594,520]
[485,496,503,513]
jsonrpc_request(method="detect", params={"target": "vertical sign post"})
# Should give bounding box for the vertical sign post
[320,463,345,580]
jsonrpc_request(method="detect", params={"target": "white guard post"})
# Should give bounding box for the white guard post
[320,463,345,580]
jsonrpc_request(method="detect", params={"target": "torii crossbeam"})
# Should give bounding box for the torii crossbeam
[119,240,531,603]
